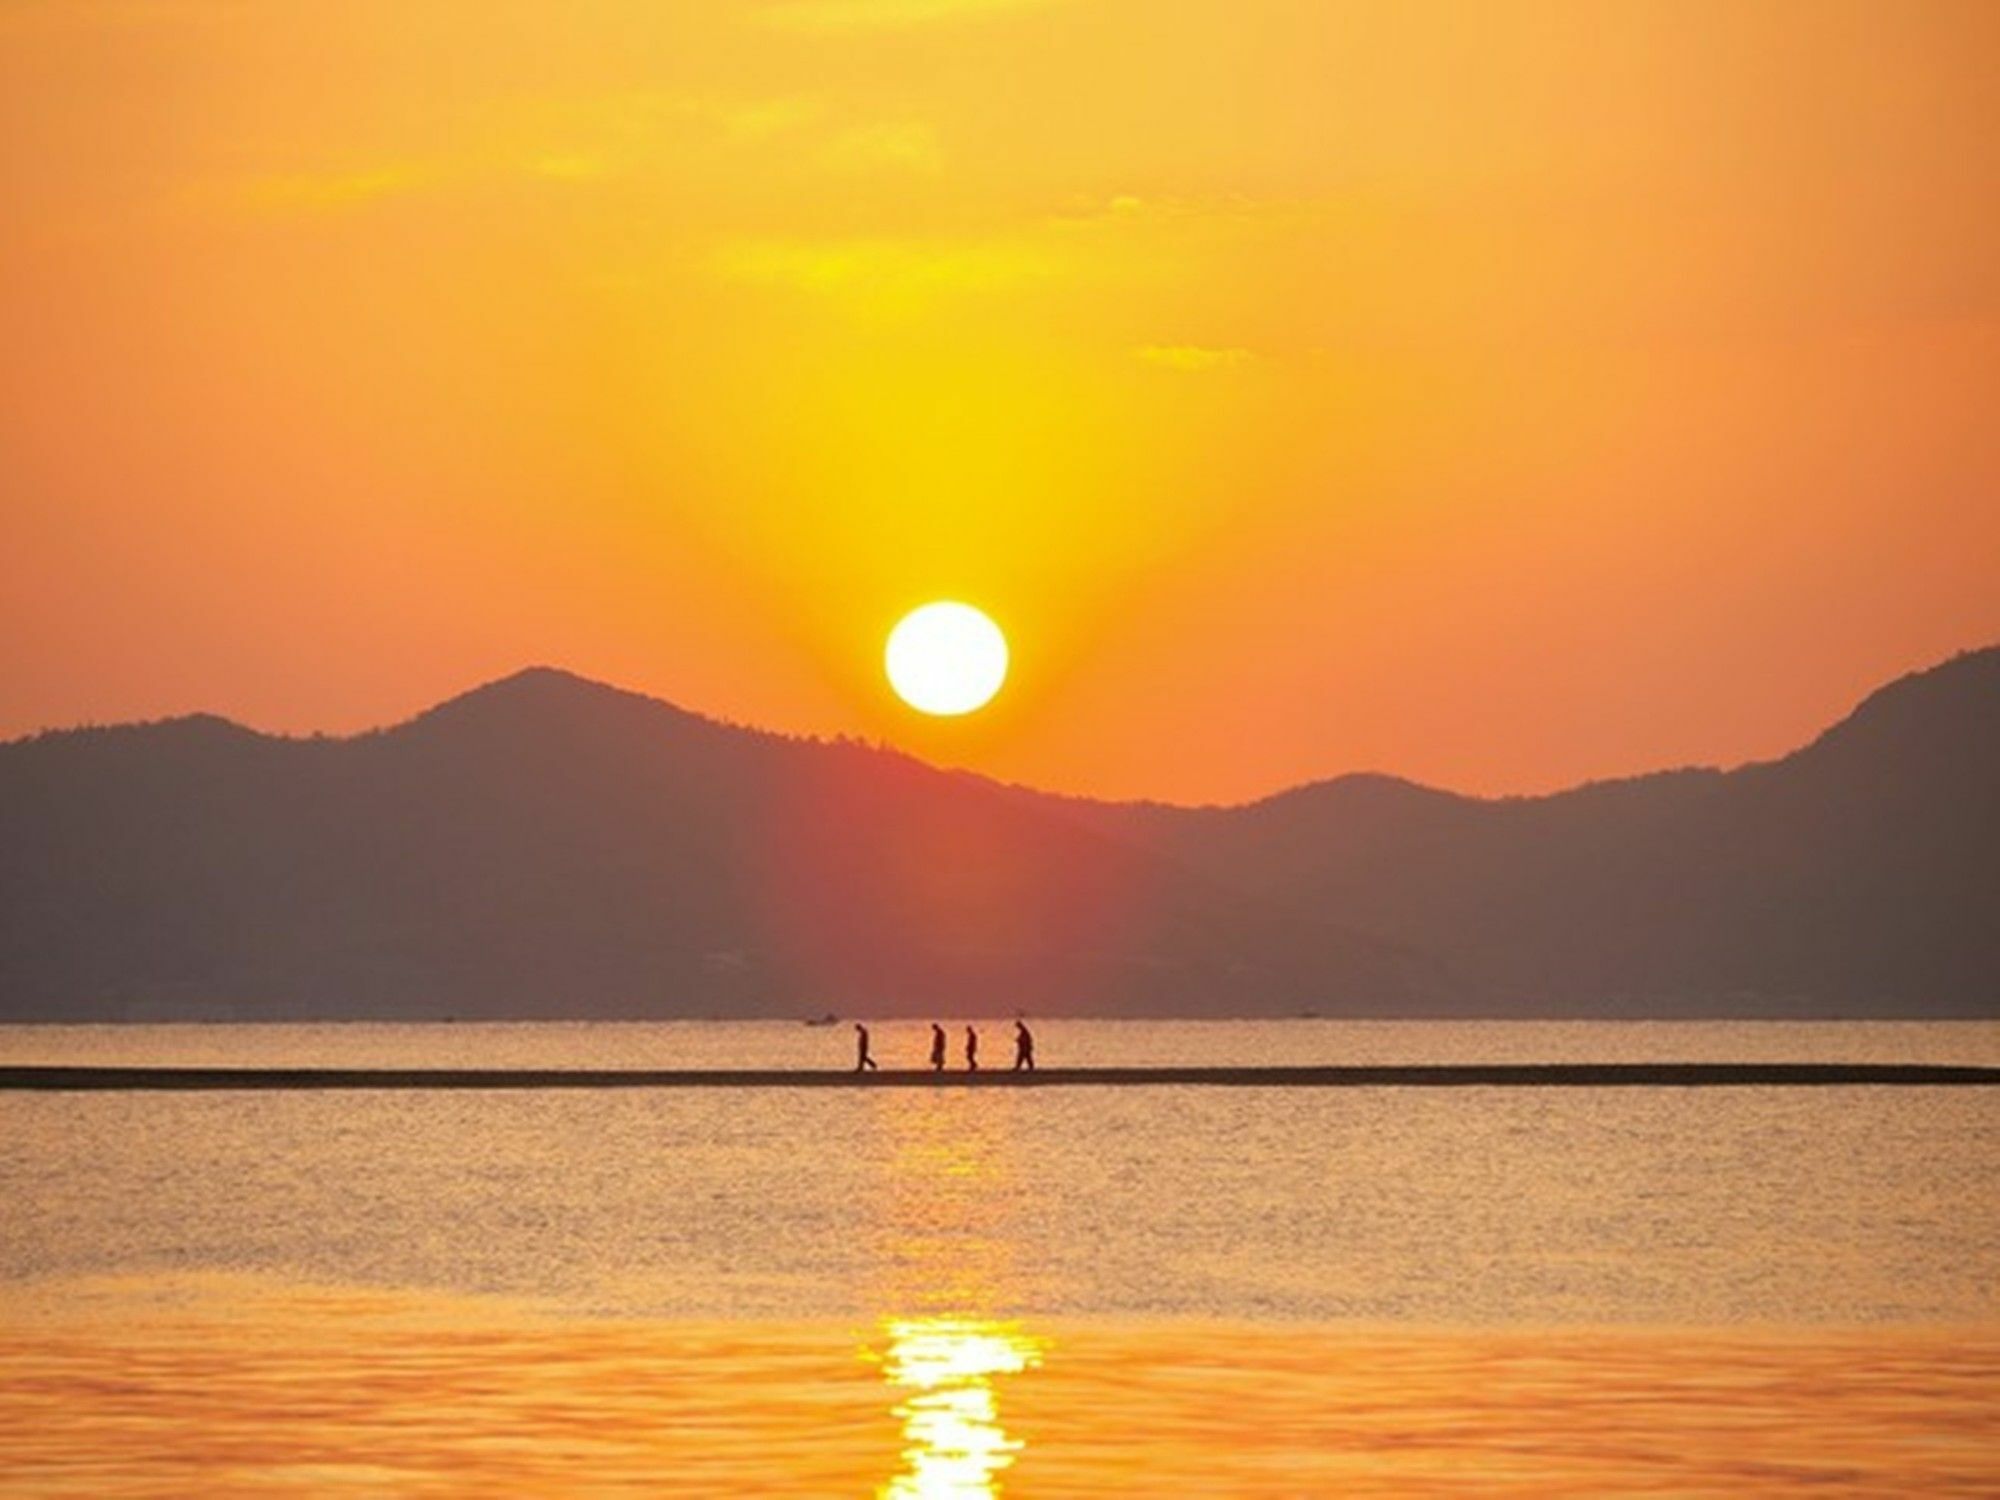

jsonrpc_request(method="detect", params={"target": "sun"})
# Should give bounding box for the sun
[885,602,1009,716]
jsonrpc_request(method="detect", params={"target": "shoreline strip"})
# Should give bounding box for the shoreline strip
[1,1063,1996,1091]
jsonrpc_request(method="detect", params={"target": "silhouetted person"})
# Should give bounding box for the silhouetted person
[929,1023,947,1072]
[1012,1020,1035,1072]
[964,1025,979,1072]
[854,1023,878,1073]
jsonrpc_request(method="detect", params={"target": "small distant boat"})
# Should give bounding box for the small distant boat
[802,1012,840,1027]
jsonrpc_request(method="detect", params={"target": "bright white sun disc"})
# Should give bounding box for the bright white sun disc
[885,602,1008,716]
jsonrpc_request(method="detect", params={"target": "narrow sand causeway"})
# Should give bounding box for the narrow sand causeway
[3,1062,1996,1090]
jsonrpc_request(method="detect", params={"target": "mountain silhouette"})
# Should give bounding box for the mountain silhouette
[2,650,1994,1020]
[1086,646,2000,1015]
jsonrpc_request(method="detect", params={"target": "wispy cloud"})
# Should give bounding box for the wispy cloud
[819,122,944,174]
[716,235,1059,304]
[1135,344,1254,372]
[220,91,828,217]
[528,90,822,155]
[524,153,611,182]
[703,96,823,141]
[760,0,1062,32]
[239,165,426,212]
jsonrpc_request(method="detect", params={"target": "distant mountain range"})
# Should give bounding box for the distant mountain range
[3,648,1995,1020]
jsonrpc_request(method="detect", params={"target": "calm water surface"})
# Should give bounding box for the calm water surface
[3,1021,1997,1495]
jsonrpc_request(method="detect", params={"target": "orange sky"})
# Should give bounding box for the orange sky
[3,0,1996,803]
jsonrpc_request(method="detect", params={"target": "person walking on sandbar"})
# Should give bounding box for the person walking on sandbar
[1012,1020,1035,1072]
[854,1023,878,1073]
[964,1025,980,1072]
[929,1023,947,1073]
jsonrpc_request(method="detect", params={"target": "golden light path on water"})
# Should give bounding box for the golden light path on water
[876,1318,1045,1499]
[865,1079,1045,1497]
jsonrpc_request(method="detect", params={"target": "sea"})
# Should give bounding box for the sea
[2,1020,1996,1496]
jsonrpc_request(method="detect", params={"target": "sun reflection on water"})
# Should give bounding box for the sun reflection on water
[879,1317,1045,1499]
[862,1087,1048,1497]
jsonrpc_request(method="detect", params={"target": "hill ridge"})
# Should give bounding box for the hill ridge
[1,643,1993,1020]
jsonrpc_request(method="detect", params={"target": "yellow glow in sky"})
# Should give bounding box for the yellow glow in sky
[1,0,1996,800]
